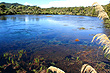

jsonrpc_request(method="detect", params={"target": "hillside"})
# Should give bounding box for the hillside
[0,2,24,8]
[0,2,110,18]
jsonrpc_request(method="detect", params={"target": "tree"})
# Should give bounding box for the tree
[92,7,95,16]
[106,3,110,17]
[10,5,15,9]
[0,4,6,11]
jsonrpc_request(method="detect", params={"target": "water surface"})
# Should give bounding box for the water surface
[0,15,110,72]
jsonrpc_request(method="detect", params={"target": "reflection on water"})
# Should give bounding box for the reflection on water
[0,15,40,22]
[0,16,7,20]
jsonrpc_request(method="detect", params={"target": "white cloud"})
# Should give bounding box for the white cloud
[40,0,109,8]
[24,2,33,6]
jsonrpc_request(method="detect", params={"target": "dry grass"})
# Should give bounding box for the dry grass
[98,11,109,20]
[92,2,104,12]
[92,2,109,20]
[91,33,110,60]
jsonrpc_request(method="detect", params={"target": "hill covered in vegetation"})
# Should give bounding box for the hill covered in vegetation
[0,2,97,16]
[0,2,110,18]
[0,2,23,8]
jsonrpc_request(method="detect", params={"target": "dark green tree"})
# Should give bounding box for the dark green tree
[0,4,6,11]
[106,3,110,17]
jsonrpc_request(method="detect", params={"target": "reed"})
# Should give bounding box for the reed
[92,2,104,12]
[48,66,65,73]
[81,64,97,73]
[98,11,109,20]
[92,2,109,20]
[91,33,110,60]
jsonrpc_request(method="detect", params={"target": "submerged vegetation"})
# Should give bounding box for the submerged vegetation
[1,48,110,73]
[0,50,50,73]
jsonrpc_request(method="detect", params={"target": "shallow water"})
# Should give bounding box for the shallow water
[0,15,110,72]
[0,15,106,52]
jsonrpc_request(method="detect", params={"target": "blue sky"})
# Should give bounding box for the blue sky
[0,0,110,8]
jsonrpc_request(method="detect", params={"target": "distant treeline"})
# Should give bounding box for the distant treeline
[0,2,110,18]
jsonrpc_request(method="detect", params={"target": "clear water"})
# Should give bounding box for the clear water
[0,15,108,54]
[1,15,110,73]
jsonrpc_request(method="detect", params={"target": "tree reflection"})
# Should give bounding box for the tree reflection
[11,17,16,21]
[0,16,7,20]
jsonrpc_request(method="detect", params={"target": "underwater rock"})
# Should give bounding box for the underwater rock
[75,39,79,42]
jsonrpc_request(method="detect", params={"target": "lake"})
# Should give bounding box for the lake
[0,15,110,73]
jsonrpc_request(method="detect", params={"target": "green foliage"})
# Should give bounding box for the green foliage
[0,4,6,12]
[77,57,79,60]
[104,19,110,28]
[0,2,97,16]
[92,7,96,16]
[107,3,110,13]
[3,53,9,57]
[11,58,14,64]
[0,2,23,8]
[0,4,6,9]
[50,62,55,65]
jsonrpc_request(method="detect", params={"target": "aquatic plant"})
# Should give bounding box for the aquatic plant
[81,64,97,73]
[76,57,80,61]
[91,33,110,60]
[78,27,86,30]
[0,50,49,73]
[92,2,109,20]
